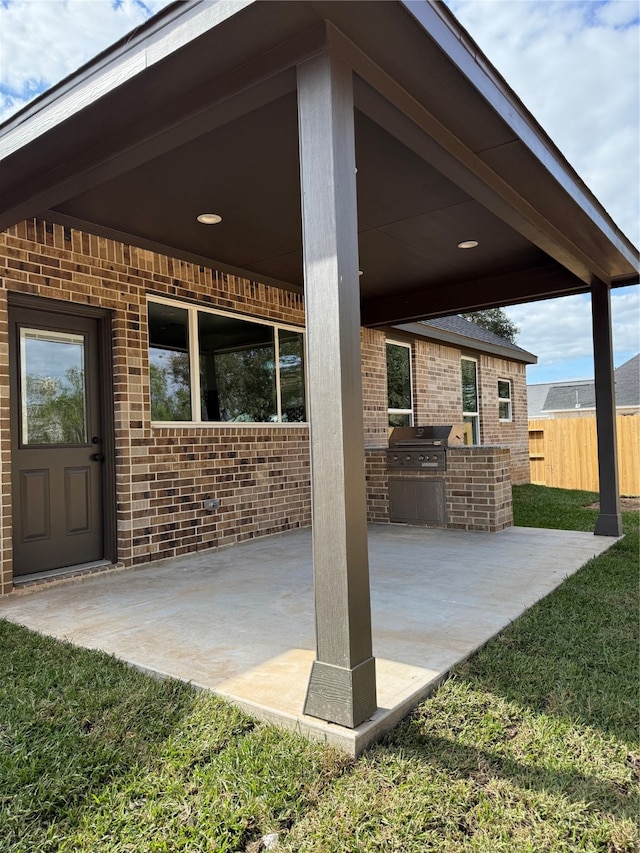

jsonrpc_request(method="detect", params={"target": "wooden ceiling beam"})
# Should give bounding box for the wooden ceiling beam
[360,263,587,327]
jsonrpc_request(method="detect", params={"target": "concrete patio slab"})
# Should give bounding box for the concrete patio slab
[0,524,615,754]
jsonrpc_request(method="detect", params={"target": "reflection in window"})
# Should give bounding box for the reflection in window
[20,328,87,445]
[279,329,306,423]
[148,298,306,424]
[386,342,413,427]
[148,302,192,421]
[461,357,480,444]
[199,312,276,422]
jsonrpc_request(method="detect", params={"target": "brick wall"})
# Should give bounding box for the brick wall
[475,353,530,484]
[0,219,310,591]
[126,426,310,564]
[446,446,513,531]
[361,327,388,447]
[414,339,463,425]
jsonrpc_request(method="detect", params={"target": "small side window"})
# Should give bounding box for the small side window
[386,342,413,427]
[461,357,480,444]
[498,379,512,422]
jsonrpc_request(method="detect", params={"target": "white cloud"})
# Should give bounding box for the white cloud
[508,294,594,366]
[445,0,640,246]
[611,286,640,356]
[0,0,173,122]
[507,284,640,379]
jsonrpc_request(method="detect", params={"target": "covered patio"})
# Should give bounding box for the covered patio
[0,0,637,738]
[0,524,614,755]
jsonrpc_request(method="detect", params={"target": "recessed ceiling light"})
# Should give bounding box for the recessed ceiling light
[197,213,222,225]
[457,240,478,249]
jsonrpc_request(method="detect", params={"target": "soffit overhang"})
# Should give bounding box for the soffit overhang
[0,0,637,326]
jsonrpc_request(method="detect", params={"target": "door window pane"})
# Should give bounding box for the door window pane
[148,302,192,421]
[279,329,306,422]
[198,311,277,422]
[20,328,88,445]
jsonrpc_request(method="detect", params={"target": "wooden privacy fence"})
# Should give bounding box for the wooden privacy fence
[529,416,640,495]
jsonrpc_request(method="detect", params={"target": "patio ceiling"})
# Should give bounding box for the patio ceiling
[0,0,637,327]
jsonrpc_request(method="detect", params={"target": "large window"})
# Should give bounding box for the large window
[498,379,513,422]
[461,357,479,444]
[148,298,306,424]
[386,341,413,427]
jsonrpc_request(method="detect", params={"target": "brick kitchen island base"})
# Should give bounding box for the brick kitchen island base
[366,445,513,533]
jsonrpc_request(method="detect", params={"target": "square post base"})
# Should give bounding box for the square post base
[594,512,622,537]
[304,656,377,728]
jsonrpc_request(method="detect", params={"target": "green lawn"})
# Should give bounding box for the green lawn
[1,485,638,852]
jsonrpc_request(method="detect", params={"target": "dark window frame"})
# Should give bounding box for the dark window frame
[147,296,307,425]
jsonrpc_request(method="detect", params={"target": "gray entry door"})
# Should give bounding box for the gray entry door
[10,307,104,576]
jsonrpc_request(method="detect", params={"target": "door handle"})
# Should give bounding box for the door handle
[90,453,105,462]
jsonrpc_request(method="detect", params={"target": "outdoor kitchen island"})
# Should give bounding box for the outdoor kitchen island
[366,426,513,533]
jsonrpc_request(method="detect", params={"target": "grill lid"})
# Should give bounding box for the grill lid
[388,424,465,448]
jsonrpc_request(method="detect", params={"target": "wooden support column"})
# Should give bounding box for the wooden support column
[297,48,377,728]
[591,279,622,536]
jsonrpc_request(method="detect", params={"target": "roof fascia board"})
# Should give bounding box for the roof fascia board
[544,407,596,413]
[0,0,254,160]
[391,321,537,364]
[401,0,638,268]
[545,405,638,412]
[361,263,587,327]
[531,380,592,387]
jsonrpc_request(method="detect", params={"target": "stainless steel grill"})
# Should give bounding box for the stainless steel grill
[387,424,464,472]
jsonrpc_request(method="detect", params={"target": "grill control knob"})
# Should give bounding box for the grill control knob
[405,455,411,461]
[418,455,424,461]
[431,455,438,461]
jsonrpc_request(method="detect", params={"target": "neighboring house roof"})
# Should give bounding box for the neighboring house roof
[614,353,640,406]
[544,382,596,412]
[526,382,555,419]
[394,315,537,365]
[527,353,640,417]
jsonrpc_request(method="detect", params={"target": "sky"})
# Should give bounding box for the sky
[0,0,638,384]
[444,0,640,383]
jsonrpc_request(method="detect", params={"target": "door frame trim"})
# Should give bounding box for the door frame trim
[8,292,117,569]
